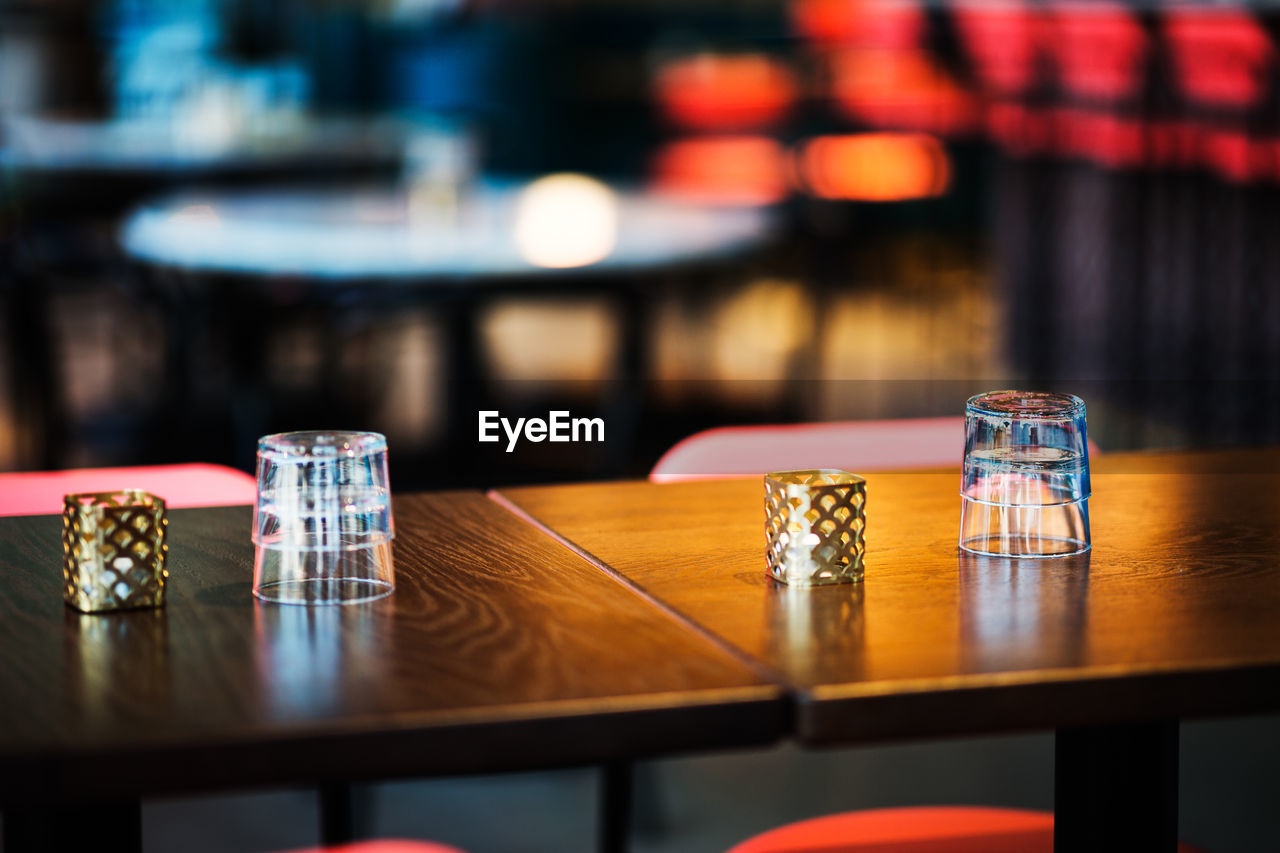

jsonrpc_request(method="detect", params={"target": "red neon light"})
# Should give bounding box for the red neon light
[1049,4,1147,102]
[988,104,1142,167]
[651,136,790,206]
[986,105,1280,184]
[1052,108,1144,168]
[829,49,979,135]
[655,54,797,131]
[1164,10,1273,109]
[791,0,925,48]
[953,4,1043,97]
[987,101,1052,156]
[1201,130,1257,183]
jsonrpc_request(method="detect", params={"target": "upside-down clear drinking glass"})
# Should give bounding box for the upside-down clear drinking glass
[253,430,395,604]
[959,391,1091,558]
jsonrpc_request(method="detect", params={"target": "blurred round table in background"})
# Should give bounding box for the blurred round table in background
[118,180,776,481]
[120,180,772,278]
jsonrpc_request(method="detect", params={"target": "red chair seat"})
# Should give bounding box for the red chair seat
[725,806,1203,853]
[282,842,470,853]
[0,463,257,516]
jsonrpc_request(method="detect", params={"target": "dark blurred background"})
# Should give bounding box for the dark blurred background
[6,0,1280,489]
[4,1,1280,851]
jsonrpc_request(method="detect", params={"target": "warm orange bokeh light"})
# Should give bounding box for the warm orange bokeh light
[797,133,950,201]
[655,53,797,131]
[829,49,979,135]
[651,136,790,206]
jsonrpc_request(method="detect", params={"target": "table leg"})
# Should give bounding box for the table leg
[3,800,142,852]
[1055,720,1179,852]
[319,781,375,844]
[598,761,633,853]
[3,269,63,469]
[439,294,484,486]
[601,283,649,477]
[631,762,667,839]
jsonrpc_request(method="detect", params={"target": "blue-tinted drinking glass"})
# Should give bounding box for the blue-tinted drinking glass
[959,391,1090,558]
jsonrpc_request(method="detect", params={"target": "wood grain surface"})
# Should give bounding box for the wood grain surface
[0,492,782,805]
[495,449,1280,744]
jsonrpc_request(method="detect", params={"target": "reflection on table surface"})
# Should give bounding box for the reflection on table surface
[119,177,776,278]
[958,550,1090,674]
[254,599,392,721]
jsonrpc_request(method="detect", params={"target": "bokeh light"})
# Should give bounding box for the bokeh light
[655,53,797,131]
[1164,8,1273,109]
[651,136,790,206]
[828,49,978,135]
[513,174,619,269]
[797,133,950,201]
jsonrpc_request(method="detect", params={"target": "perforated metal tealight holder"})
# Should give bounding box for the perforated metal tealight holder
[62,490,169,613]
[765,470,866,586]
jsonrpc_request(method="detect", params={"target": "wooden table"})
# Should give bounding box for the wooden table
[496,449,1280,851]
[5,449,1279,851]
[0,492,782,850]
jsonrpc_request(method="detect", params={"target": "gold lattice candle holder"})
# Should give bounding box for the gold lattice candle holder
[62,491,169,613]
[765,470,866,586]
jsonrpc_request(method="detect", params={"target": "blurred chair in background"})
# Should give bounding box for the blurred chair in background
[652,416,1102,482]
[0,462,255,516]
[651,416,966,482]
